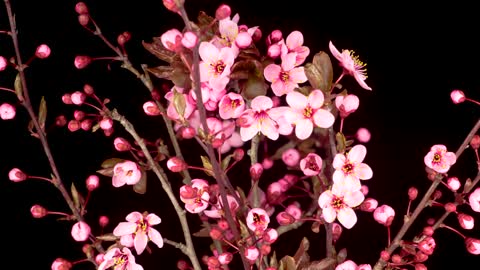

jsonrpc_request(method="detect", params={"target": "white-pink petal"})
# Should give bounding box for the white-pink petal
[289,67,307,83]
[295,119,313,140]
[134,231,148,255]
[337,207,357,229]
[332,154,346,170]
[356,163,373,180]
[113,222,137,236]
[251,96,273,111]
[263,64,281,82]
[146,213,161,225]
[322,207,336,223]
[147,228,164,248]
[307,90,325,109]
[126,211,143,222]
[313,109,335,128]
[286,91,307,110]
[347,145,367,163]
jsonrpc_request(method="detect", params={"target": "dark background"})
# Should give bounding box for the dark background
[1,0,480,269]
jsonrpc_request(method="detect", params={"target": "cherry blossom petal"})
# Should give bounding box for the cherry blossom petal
[353,72,372,90]
[261,118,279,140]
[241,125,259,141]
[313,109,335,128]
[337,207,357,229]
[295,119,313,140]
[289,67,307,83]
[318,190,333,207]
[356,163,373,180]
[263,64,281,82]
[126,212,143,222]
[343,190,365,207]
[348,145,367,163]
[286,31,303,51]
[113,222,137,236]
[328,41,343,61]
[281,53,297,71]
[332,154,346,170]
[147,228,164,248]
[145,214,161,225]
[251,96,273,111]
[286,91,308,110]
[199,42,219,64]
[134,231,148,255]
[307,90,325,109]
[322,207,336,223]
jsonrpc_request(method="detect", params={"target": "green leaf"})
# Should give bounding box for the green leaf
[335,132,346,154]
[97,167,114,177]
[96,233,119,241]
[173,88,186,118]
[133,167,147,194]
[38,96,47,132]
[101,158,125,169]
[71,183,84,211]
[279,256,296,270]
[145,65,174,79]
[312,51,333,92]
[200,156,214,177]
[14,73,24,101]
[221,154,232,171]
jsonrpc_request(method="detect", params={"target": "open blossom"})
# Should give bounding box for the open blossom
[204,194,239,219]
[198,41,235,91]
[51,258,72,270]
[373,204,395,226]
[281,30,310,66]
[469,187,480,212]
[264,52,308,96]
[465,238,480,255]
[246,208,270,234]
[318,183,365,229]
[180,179,210,213]
[284,90,335,139]
[335,260,371,270]
[300,153,323,176]
[423,144,456,173]
[0,103,16,120]
[218,92,245,119]
[71,221,91,242]
[113,211,164,255]
[335,94,360,118]
[98,247,143,270]
[450,89,466,104]
[332,144,373,191]
[329,41,371,90]
[239,95,284,141]
[112,160,142,187]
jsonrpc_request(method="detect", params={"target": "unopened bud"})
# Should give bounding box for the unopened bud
[444,202,457,213]
[167,157,187,172]
[75,2,88,14]
[9,168,27,182]
[423,226,434,236]
[31,204,47,218]
[83,84,94,95]
[470,135,480,150]
[73,110,85,121]
[68,120,80,132]
[78,14,89,26]
[51,258,73,270]
[447,176,461,191]
[86,175,100,191]
[380,250,390,262]
[233,148,244,161]
[71,91,86,105]
[99,215,109,227]
[215,4,231,20]
[74,55,92,69]
[177,260,190,270]
[209,227,223,240]
[408,187,418,200]
[117,31,131,46]
[250,163,263,181]
[35,44,51,59]
[450,89,466,104]
[80,119,93,131]
[114,137,131,151]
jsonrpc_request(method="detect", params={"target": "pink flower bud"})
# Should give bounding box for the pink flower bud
[51,258,72,270]
[215,4,231,20]
[117,31,131,46]
[359,198,378,212]
[423,226,434,236]
[71,91,86,105]
[161,29,183,51]
[446,176,460,191]
[71,221,91,242]
[74,55,92,69]
[281,148,300,167]
[450,89,466,104]
[465,237,480,255]
[418,236,436,255]
[299,153,323,176]
[75,2,88,14]
[415,251,428,262]
[250,163,263,181]
[458,213,474,229]
[55,115,67,127]
[209,227,223,240]
[162,0,183,13]
[235,32,252,49]
[167,157,187,172]
[267,44,282,58]
[99,117,113,130]
[68,120,80,132]
[177,260,189,270]
[444,202,456,212]
[408,187,418,200]
[103,127,114,137]
[0,56,8,71]
[262,158,273,169]
[415,263,427,270]
[373,204,395,226]
[114,137,131,151]
[245,246,259,262]
[95,254,105,265]
[263,228,278,243]
[80,119,93,131]
[143,101,161,116]
[332,222,343,242]
[0,103,16,120]
[391,254,402,264]
[233,148,244,161]
[83,83,94,95]
[356,127,371,143]
[260,244,271,255]
[470,135,480,150]
[276,211,295,225]
[30,204,47,218]
[35,44,51,59]
[9,168,27,182]
[360,185,369,196]
[380,250,390,262]
[179,126,195,139]
[181,31,198,49]
[62,93,73,104]
[78,14,89,26]
[86,175,99,191]
[99,215,109,227]
[252,28,262,42]
[218,252,233,265]
[73,110,85,121]
[285,202,302,220]
[267,30,283,45]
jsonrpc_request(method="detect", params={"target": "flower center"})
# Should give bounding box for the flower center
[113,254,127,268]
[342,162,354,175]
[137,220,147,233]
[280,71,289,82]
[307,157,319,171]
[433,153,442,163]
[331,195,345,210]
[212,60,226,76]
[254,110,269,124]
[303,105,313,118]
[126,169,133,176]
[231,99,240,109]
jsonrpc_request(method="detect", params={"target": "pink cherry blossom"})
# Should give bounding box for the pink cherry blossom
[418,236,436,255]
[264,52,308,96]
[165,87,196,121]
[9,168,27,182]
[71,221,91,242]
[246,208,270,234]
[335,260,358,270]
[0,103,16,120]
[373,204,395,226]
[51,258,72,270]
[198,41,235,92]
[143,101,161,116]
[423,144,456,173]
[458,213,474,230]
[180,179,210,213]
[112,160,142,187]
[160,28,183,51]
[329,41,371,90]
[113,211,164,255]
[332,144,373,191]
[204,194,239,219]
[318,183,365,229]
[98,247,143,270]
[282,148,300,167]
[469,187,480,212]
[0,56,8,71]
[465,238,480,255]
[335,94,360,118]
[239,95,284,141]
[218,92,245,119]
[281,30,310,66]
[35,44,51,59]
[284,89,335,139]
[300,153,323,176]
[356,127,371,143]
[447,176,461,191]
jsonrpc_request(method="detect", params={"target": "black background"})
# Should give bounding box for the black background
[1,0,480,269]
